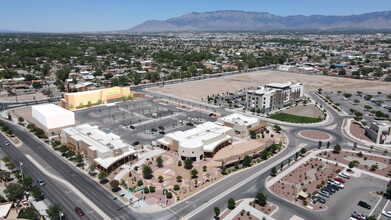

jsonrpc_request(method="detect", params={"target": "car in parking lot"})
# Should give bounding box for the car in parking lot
[382,210,391,218]
[331,181,344,189]
[129,125,135,129]
[334,177,345,183]
[159,131,165,135]
[186,122,194,126]
[37,178,45,186]
[158,126,164,130]
[75,207,85,216]
[322,187,335,194]
[339,172,350,179]
[327,184,339,191]
[132,141,140,146]
[311,196,326,204]
[351,211,366,220]
[4,141,9,146]
[358,200,371,209]
[151,128,157,132]
[318,190,330,198]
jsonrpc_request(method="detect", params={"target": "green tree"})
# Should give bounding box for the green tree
[156,156,163,167]
[19,206,39,220]
[300,148,307,154]
[274,124,281,133]
[46,204,62,220]
[98,171,108,183]
[30,186,43,200]
[385,186,391,199]
[214,207,220,217]
[249,130,257,139]
[271,167,277,176]
[333,144,342,153]
[75,154,83,164]
[348,161,355,169]
[7,162,16,171]
[318,141,322,148]
[191,169,198,178]
[243,155,252,167]
[110,180,119,191]
[21,176,34,190]
[142,165,153,179]
[256,192,267,206]
[4,183,24,201]
[228,198,236,209]
[184,157,193,169]
[158,175,163,182]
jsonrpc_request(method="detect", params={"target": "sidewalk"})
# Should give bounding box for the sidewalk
[342,118,391,149]
[222,198,275,220]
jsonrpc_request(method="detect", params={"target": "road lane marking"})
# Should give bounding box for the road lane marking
[369,195,383,216]
[25,154,111,220]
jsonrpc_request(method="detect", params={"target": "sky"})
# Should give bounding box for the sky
[1,0,391,32]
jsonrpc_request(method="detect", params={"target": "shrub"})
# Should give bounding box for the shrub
[174,185,180,191]
[149,186,155,193]
[166,192,173,199]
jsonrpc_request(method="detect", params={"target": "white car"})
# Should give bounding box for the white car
[382,210,391,218]
[339,172,350,179]
[331,181,344,189]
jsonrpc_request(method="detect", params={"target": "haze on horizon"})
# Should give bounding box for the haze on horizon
[1,0,391,33]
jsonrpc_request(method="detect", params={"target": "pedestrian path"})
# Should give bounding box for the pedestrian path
[114,148,164,181]
[222,198,275,220]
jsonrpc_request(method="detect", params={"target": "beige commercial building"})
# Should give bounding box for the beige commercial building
[61,124,136,173]
[60,86,134,110]
[216,113,266,137]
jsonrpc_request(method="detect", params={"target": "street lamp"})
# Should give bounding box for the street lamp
[163,182,166,207]
[19,161,23,180]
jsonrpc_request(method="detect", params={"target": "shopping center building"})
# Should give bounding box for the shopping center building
[60,86,134,110]
[157,121,234,161]
[61,124,136,173]
[216,113,266,137]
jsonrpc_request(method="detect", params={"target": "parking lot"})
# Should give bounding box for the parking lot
[322,91,391,122]
[74,97,215,146]
[316,173,387,220]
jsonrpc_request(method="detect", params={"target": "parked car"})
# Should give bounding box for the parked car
[322,187,335,194]
[331,181,344,189]
[358,201,371,209]
[158,126,164,130]
[151,128,157,132]
[129,125,135,129]
[351,211,366,220]
[327,184,339,191]
[186,122,194,126]
[311,196,326,204]
[37,178,45,186]
[339,172,351,179]
[334,177,345,183]
[75,207,85,216]
[132,141,140,146]
[159,131,165,135]
[318,190,330,198]
[4,141,9,146]
[382,210,391,218]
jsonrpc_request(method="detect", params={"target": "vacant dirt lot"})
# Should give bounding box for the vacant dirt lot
[151,71,391,101]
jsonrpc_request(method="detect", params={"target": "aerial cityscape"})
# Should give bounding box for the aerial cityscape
[0,1,391,220]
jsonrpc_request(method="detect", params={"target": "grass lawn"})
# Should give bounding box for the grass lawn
[268,113,323,123]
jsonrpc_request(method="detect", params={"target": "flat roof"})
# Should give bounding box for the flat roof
[32,104,74,117]
[167,122,232,149]
[219,113,258,126]
[249,86,275,95]
[63,124,127,155]
[266,82,292,88]
[0,202,12,218]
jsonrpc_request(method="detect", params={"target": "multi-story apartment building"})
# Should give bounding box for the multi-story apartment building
[246,81,304,113]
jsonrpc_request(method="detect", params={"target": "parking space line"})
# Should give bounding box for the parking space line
[369,196,383,216]
[377,200,389,219]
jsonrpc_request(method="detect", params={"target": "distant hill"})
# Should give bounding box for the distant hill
[127,10,391,32]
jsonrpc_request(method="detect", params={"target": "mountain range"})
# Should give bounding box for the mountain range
[127,10,391,32]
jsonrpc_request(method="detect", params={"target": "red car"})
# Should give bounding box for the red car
[334,177,345,183]
[75,207,85,216]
